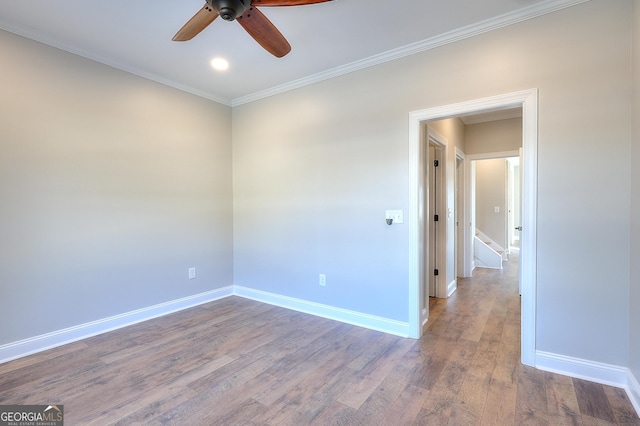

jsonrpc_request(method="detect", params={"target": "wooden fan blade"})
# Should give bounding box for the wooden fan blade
[172,4,219,41]
[251,0,332,5]
[237,7,291,57]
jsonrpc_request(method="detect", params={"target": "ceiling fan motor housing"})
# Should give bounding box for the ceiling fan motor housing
[208,0,250,21]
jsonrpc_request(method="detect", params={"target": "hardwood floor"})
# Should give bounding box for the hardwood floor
[1,258,638,425]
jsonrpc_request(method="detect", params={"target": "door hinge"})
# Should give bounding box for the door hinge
[434,214,439,222]
[434,269,439,276]
[434,160,439,167]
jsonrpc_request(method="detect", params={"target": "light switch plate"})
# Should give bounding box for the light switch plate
[385,210,404,224]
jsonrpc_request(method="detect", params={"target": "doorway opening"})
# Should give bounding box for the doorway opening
[470,153,521,272]
[408,89,538,366]
[507,155,521,256]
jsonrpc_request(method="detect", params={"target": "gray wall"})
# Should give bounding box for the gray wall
[464,118,522,155]
[464,118,523,254]
[233,0,632,365]
[0,31,233,345]
[475,159,507,250]
[630,0,640,381]
[1,0,637,377]
[429,118,466,154]
[428,118,466,291]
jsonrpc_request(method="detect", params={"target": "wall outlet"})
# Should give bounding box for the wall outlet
[319,274,326,286]
[188,267,196,280]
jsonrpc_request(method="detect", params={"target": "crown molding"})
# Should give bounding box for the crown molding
[231,0,590,107]
[0,0,589,108]
[0,22,232,107]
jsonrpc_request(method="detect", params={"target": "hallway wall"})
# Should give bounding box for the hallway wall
[464,117,522,155]
[475,159,508,251]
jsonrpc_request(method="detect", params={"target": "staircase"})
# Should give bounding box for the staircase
[474,230,505,270]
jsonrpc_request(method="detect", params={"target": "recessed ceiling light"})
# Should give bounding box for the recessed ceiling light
[210,57,229,71]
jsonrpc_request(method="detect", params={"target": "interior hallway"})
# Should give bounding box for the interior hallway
[0,256,638,424]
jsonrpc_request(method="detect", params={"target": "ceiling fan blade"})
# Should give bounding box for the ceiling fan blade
[251,0,332,5]
[237,7,291,58]
[172,4,219,41]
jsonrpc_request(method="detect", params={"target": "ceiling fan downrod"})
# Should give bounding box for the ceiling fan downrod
[208,0,250,21]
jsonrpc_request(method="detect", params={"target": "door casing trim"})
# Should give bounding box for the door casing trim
[408,88,538,366]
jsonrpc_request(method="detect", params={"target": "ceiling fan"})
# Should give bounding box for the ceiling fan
[172,0,333,58]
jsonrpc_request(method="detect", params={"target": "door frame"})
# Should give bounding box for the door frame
[408,89,538,367]
[455,148,469,279]
[426,129,448,300]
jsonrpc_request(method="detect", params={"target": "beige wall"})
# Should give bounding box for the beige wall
[630,0,640,381]
[428,118,465,290]
[428,118,466,153]
[233,0,632,366]
[0,30,233,344]
[464,118,522,258]
[475,159,508,250]
[464,117,522,155]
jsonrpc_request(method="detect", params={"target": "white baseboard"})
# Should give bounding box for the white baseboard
[628,369,640,417]
[233,286,410,338]
[536,350,628,387]
[3,285,637,419]
[536,350,640,417]
[0,285,411,365]
[0,286,233,364]
[447,279,457,297]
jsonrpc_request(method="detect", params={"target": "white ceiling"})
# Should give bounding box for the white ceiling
[0,0,584,106]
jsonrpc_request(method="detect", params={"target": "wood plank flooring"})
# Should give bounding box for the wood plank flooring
[1,257,638,425]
